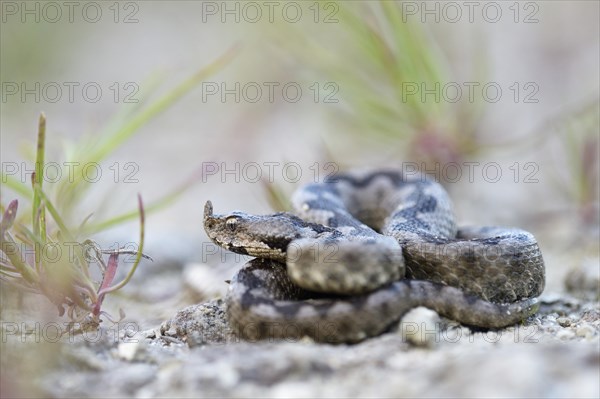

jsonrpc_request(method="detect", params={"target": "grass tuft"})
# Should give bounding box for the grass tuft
[0,50,236,328]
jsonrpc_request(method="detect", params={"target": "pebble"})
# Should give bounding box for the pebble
[118,342,141,361]
[556,329,576,340]
[142,329,157,339]
[399,307,441,348]
[26,294,600,399]
[576,323,596,339]
[159,299,232,346]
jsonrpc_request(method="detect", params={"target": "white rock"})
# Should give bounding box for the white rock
[576,323,596,339]
[118,341,141,361]
[399,307,441,347]
[556,329,575,341]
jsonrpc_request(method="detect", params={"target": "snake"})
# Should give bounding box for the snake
[203,169,545,343]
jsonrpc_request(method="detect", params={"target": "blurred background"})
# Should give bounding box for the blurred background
[0,1,599,395]
[2,1,597,226]
[2,0,598,295]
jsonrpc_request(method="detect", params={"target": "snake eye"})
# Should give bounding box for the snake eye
[225,216,239,232]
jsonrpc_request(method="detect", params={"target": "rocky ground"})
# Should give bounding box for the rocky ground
[1,234,599,398]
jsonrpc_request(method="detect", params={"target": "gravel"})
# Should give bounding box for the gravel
[1,245,598,398]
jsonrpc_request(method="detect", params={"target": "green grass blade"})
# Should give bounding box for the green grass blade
[1,175,33,198]
[34,187,74,242]
[83,167,204,233]
[84,185,181,233]
[0,231,38,284]
[32,113,46,236]
[87,46,240,164]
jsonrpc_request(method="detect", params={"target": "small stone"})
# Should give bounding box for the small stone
[556,329,575,340]
[399,307,441,348]
[161,299,232,346]
[142,329,157,339]
[576,323,596,339]
[580,308,600,324]
[118,342,141,361]
[166,327,178,337]
[557,317,571,327]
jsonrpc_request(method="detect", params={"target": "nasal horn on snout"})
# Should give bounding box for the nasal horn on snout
[204,200,214,221]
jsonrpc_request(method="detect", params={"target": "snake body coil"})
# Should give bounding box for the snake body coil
[204,170,545,343]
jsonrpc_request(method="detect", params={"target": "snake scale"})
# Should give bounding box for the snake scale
[204,169,545,343]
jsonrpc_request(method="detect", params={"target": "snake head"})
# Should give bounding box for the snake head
[203,201,339,262]
[204,200,315,261]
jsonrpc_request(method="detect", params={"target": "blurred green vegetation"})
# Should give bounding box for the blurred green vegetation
[260,1,599,226]
[553,100,599,227]
[0,49,237,325]
[263,1,487,170]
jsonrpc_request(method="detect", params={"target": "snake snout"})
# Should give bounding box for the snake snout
[204,201,214,220]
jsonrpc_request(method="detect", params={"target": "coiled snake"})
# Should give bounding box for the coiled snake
[204,170,545,343]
